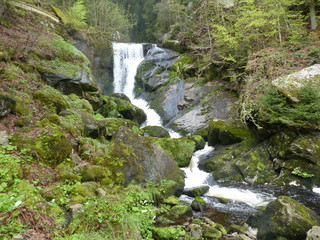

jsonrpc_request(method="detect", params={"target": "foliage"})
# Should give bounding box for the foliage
[257,84,320,129]
[292,167,315,178]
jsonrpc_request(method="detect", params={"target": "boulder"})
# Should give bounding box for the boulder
[184,186,210,197]
[0,131,8,146]
[143,126,170,138]
[42,70,98,96]
[191,196,207,211]
[208,119,251,146]
[0,94,16,117]
[247,196,320,240]
[151,137,196,167]
[199,139,277,185]
[162,40,186,53]
[272,64,320,102]
[110,93,131,102]
[185,135,206,150]
[110,126,185,195]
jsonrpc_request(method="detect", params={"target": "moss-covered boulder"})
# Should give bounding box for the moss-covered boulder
[73,182,97,197]
[153,226,186,240]
[101,96,146,125]
[168,204,193,220]
[199,139,276,185]
[143,126,170,138]
[163,196,180,206]
[184,186,209,197]
[34,86,70,113]
[41,183,64,204]
[162,40,186,53]
[0,93,16,117]
[80,165,111,182]
[99,117,138,138]
[191,196,207,212]
[152,137,195,167]
[208,119,251,146]
[247,196,320,240]
[11,126,72,167]
[110,126,185,195]
[185,135,206,150]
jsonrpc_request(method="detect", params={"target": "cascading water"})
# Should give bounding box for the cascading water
[112,42,320,223]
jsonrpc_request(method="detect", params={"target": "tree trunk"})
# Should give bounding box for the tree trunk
[309,0,317,30]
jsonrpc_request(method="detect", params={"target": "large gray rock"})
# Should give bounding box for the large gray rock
[247,196,320,240]
[110,126,185,195]
[42,70,98,96]
[0,94,16,117]
[272,64,320,102]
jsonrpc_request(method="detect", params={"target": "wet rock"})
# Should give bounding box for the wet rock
[306,226,320,240]
[42,70,98,96]
[184,186,210,197]
[163,196,180,206]
[228,224,247,234]
[202,225,223,239]
[247,196,320,240]
[110,93,131,102]
[143,126,170,138]
[111,126,185,195]
[200,139,276,185]
[191,196,207,211]
[185,135,206,150]
[168,204,193,220]
[208,119,251,146]
[0,94,16,117]
[169,84,236,134]
[152,137,195,167]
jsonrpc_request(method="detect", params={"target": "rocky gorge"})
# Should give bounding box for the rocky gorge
[0,1,320,240]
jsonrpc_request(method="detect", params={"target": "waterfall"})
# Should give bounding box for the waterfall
[112,42,274,209]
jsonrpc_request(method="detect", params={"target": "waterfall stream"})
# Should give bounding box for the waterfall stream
[112,42,320,223]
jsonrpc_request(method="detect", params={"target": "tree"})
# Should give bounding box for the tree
[308,0,317,30]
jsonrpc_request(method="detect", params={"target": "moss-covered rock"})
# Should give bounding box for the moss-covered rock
[184,186,209,197]
[208,119,251,146]
[41,183,64,204]
[80,165,111,182]
[73,183,96,197]
[153,226,186,240]
[33,86,70,113]
[202,225,223,240]
[163,195,180,206]
[143,126,170,138]
[11,126,72,167]
[162,40,186,53]
[247,196,320,240]
[199,138,276,185]
[168,204,193,220]
[0,93,16,117]
[191,196,207,212]
[184,135,206,150]
[110,126,185,195]
[152,137,195,167]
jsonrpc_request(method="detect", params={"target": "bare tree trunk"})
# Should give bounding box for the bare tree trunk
[310,0,317,30]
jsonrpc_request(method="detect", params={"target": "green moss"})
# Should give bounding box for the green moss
[81,165,112,182]
[184,135,206,150]
[152,137,195,167]
[153,226,186,239]
[13,96,30,117]
[170,205,192,219]
[142,126,170,138]
[67,94,94,114]
[69,195,87,205]
[10,125,72,167]
[57,170,81,183]
[33,86,70,113]
[73,183,96,197]
[163,196,180,206]
[41,183,64,203]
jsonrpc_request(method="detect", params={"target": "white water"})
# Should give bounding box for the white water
[112,42,274,208]
[113,42,180,138]
[182,144,275,208]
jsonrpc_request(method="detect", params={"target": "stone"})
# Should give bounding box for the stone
[81,165,111,182]
[168,204,193,220]
[247,196,320,240]
[163,195,180,206]
[191,196,207,212]
[202,225,223,240]
[143,126,170,138]
[0,94,16,117]
[111,126,185,196]
[0,131,8,146]
[69,204,83,217]
[188,224,202,239]
[272,64,320,102]
[151,137,195,167]
[95,188,106,197]
[306,226,320,240]
[185,135,206,150]
[110,93,131,102]
[162,40,186,53]
[42,70,98,96]
[184,186,210,197]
